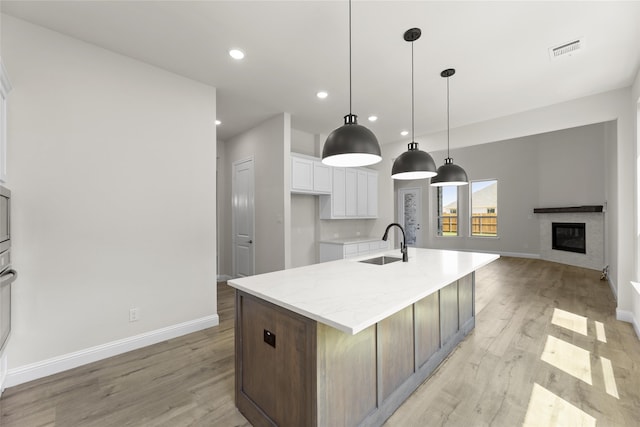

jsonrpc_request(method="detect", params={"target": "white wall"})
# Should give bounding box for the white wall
[631,67,640,336]
[2,16,217,383]
[222,113,291,276]
[403,123,607,256]
[216,139,228,280]
[382,88,634,322]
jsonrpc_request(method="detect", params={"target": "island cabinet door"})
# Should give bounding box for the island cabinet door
[440,281,460,345]
[235,292,317,427]
[414,292,441,368]
[458,273,474,327]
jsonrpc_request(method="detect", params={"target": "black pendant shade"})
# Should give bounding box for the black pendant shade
[391,142,437,180]
[391,28,437,180]
[430,158,468,186]
[322,0,381,167]
[323,114,382,167]
[430,68,468,187]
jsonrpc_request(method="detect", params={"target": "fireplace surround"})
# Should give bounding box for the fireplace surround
[535,206,603,271]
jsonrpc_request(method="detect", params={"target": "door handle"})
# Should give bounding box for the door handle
[249,240,253,244]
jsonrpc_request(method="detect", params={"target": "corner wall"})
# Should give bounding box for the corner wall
[631,67,640,337]
[2,15,218,386]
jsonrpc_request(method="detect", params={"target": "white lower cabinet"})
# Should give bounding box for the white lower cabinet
[319,240,390,263]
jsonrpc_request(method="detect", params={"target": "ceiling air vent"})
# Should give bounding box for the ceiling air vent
[549,38,584,60]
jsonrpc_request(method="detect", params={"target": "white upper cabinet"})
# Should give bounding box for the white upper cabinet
[291,152,378,219]
[357,170,368,217]
[331,167,346,217]
[367,171,378,217]
[313,161,332,193]
[320,167,378,220]
[0,61,11,183]
[291,153,331,195]
[345,169,358,217]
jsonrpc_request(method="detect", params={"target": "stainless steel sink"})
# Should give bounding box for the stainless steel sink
[359,256,402,265]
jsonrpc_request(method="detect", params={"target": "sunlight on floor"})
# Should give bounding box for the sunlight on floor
[541,335,592,385]
[551,308,587,336]
[529,308,622,424]
[523,383,596,427]
[595,321,606,343]
[600,356,619,399]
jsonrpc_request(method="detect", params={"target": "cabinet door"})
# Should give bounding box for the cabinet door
[367,171,378,217]
[357,170,368,217]
[332,168,346,217]
[343,244,358,258]
[357,242,371,255]
[313,162,332,193]
[345,169,358,217]
[291,156,314,192]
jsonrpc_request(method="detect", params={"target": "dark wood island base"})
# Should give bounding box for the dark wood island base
[235,273,475,427]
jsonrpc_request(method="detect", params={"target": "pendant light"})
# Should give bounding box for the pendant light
[322,0,382,167]
[391,28,437,180]
[431,68,468,187]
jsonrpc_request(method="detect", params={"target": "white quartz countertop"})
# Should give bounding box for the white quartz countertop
[318,237,382,244]
[227,248,499,335]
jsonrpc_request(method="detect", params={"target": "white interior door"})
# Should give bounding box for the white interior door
[232,158,255,278]
[397,187,422,247]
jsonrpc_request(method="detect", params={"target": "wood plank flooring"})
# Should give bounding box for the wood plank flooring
[1,257,639,426]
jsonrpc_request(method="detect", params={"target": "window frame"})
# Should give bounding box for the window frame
[436,186,459,237]
[469,179,498,238]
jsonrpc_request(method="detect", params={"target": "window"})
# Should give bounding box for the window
[471,180,498,237]
[437,186,458,236]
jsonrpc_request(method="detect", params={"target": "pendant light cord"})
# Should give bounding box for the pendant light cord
[446,74,450,158]
[348,0,352,115]
[411,41,414,142]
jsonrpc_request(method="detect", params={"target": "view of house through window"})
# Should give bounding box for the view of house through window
[437,186,458,236]
[471,180,498,236]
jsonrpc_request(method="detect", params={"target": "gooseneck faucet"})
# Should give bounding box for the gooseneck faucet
[382,223,408,262]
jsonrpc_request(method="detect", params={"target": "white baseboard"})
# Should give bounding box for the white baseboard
[616,309,633,323]
[498,251,541,259]
[0,353,7,395]
[5,314,219,389]
[616,309,640,339]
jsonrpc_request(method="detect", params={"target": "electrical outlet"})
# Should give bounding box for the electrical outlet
[129,307,140,322]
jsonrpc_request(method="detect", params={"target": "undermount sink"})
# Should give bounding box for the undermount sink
[359,256,403,265]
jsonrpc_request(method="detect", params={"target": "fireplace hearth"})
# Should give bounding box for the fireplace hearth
[552,222,586,254]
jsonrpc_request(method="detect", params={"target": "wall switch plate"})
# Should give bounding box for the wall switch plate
[129,307,140,322]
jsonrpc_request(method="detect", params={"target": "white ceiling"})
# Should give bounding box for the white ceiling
[2,1,639,145]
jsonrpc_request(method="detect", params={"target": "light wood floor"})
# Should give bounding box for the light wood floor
[1,257,639,426]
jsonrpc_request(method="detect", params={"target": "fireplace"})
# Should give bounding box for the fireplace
[552,222,586,254]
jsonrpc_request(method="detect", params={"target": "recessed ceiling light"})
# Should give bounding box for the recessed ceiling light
[229,49,245,60]
[401,130,409,136]
[215,120,221,126]
[316,91,328,99]
[368,115,378,122]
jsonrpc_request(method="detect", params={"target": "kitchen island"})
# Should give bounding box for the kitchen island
[228,247,499,427]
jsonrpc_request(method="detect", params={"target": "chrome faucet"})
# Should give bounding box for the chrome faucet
[382,223,408,262]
